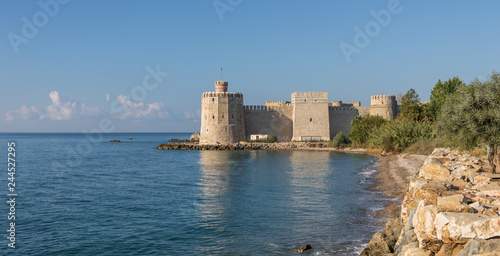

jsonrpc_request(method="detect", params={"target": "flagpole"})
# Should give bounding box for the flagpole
[221,67,223,81]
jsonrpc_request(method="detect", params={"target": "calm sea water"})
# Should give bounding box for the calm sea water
[0,133,389,256]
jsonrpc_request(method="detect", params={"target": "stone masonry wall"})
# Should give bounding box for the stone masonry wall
[244,105,293,142]
[292,92,330,141]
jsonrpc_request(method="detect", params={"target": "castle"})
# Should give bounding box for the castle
[199,81,398,144]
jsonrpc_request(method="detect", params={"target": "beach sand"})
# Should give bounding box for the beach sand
[369,153,427,220]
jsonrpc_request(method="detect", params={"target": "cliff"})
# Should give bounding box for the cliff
[362,148,500,256]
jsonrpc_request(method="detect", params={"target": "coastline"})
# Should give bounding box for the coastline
[369,154,427,220]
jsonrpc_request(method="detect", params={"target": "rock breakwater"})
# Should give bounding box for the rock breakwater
[155,142,330,151]
[362,148,500,256]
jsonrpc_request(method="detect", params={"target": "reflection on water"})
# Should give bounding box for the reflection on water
[195,150,381,255]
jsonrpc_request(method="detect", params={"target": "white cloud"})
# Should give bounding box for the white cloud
[113,94,169,119]
[106,94,110,102]
[5,91,100,121]
[5,105,42,121]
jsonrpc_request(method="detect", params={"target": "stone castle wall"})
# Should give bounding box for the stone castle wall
[244,105,293,142]
[329,106,360,137]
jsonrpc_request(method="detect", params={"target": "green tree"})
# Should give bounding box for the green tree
[349,115,386,145]
[438,71,500,173]
[428,77,464,119]
[399,88,422,121]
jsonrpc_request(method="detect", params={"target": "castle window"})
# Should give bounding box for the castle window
[212,98,215,102]
[232,114,234,119]
[310,118,313,122]
[304,99,306,102]
[212,115,215,119]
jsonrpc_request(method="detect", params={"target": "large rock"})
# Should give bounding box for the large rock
[413,201,439,247]
[190,132,200,141]
[455,238,500,256]
[403,247,433,256]
[435,212,500,243]
[437,194,474,213]
[364,233,391,256]
[419,158,451,181]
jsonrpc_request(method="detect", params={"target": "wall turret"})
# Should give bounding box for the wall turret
[215,81,228,93]
[199,81,245,144]
[369,95,398,120]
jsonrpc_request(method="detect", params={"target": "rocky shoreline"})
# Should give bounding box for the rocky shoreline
[155,142,331,151]
[361,148,500,256]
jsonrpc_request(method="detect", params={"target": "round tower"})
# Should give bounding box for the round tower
[369,95,398,120]
[215,81,228,93]
[199,81,245,144]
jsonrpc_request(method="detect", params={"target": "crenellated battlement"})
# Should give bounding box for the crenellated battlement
[202,92,243,98]
[244,104,293,111]
[265,101,292,106]
[370,95,396,105]
[328,106,358,111]
[291,91,328,98]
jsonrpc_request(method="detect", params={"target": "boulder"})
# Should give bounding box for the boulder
[455,238,500,256]
[419,158,451,181]
[404,247,433,256]
[365,233,391,256]
[296,244,312,253]
[437,194,474,213]
[413,201,439,249]
[435,212,500,243]
[190,132,200,141]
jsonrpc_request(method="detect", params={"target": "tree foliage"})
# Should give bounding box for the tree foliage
[329,131,351,148]
[437,71,500,173]
[428,77,464,119]
[349,115,387,145]
[399,88,422,121]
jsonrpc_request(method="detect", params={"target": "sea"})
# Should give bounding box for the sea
[0,133,391,256]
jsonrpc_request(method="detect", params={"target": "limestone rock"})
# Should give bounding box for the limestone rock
[419,158,451,181]
[365,233,391,256]
[455,238,500,256]
[404,247,433,256]
[474,175,491,184]
[437,194,474,213]
[435,212,500,243]
[413,201,439,247]
[190,132,200,141]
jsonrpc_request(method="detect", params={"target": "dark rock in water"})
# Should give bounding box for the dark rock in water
[167,139,192,142]
[108,140,121,142]
[296,244,312,253]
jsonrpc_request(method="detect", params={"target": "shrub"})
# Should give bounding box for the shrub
[329,132,351,148]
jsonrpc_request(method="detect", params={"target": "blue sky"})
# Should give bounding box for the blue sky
[1,0,499,132]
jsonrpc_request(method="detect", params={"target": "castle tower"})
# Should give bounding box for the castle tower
[369,95,398,120]
[199,81,245,144]
[291,92,331,141]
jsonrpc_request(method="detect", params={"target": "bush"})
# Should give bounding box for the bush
[366,120,434,152]
[349,115,387,145]
[329,132,351,148]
